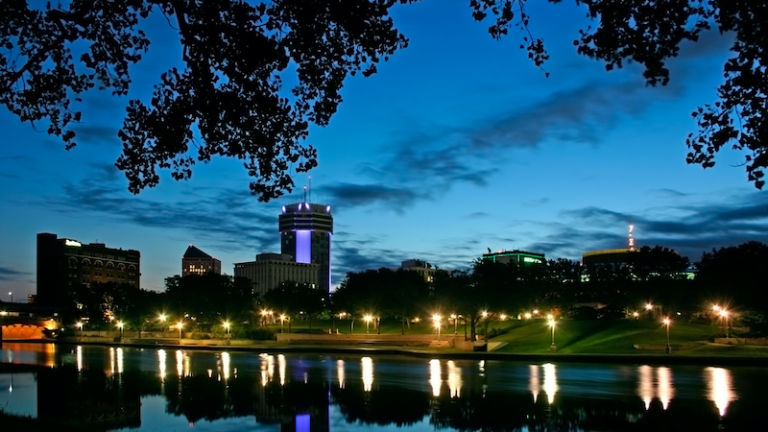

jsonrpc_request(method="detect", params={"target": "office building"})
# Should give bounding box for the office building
[182,245,221,276]
[36,233,140,307]
[279,202,333,293]
[234,253,319,297]
[400,259,438,283]
[482,249,545,265]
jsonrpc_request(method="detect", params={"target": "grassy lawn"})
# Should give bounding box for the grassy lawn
[245,316,768,357]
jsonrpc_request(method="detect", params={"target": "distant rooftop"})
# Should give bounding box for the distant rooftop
[183,245,214,259]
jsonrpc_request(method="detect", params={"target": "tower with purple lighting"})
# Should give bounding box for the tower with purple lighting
[279,202,333,293]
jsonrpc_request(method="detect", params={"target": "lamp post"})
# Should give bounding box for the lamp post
[116,320,124,340]
[663,317,671,354]
[719,310,730,338]
[432,314,442,339]
[176,321,183,341]
[223,320,231,345]
[8,291,12,303]
[75,321,83,337]
[548,318,557,352]
[363,314,373,334]
[279,314,286,333]
[482,311,489,341]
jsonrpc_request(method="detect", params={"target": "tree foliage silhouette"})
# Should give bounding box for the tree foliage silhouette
[1,0,411,200]
[473,0,768,189]
[2,1,766,197]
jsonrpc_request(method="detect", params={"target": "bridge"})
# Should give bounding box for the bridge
[0,302,60,341]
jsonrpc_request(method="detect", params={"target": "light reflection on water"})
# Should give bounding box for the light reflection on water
[705,366,737,416]
[636,365,675,410]
[429,359,441,397]
[361,356,373,392]
[447,360,461,398]
[1,344,763,431]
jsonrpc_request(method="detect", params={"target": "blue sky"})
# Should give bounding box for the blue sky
[1,1,766,301]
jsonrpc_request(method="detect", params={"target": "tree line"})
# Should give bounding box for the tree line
[59,241,768,338]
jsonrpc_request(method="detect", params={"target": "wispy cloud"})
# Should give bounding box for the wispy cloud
[0,266,29,281]
[48,166,279,254]
[322,183,428,211]
[527,191,768,260]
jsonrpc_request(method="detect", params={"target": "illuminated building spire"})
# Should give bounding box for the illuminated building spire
[628,224,636,251]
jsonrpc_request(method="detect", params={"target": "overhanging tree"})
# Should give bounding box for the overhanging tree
[2,1,766,195]
[1,0,412,200]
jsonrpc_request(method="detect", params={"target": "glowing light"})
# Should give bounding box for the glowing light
[632,311,640,318]
[524,312,532,319]
[529,364,540,403]
[109,347,116,375]
[712,304,721,312]
[657,367,674,410]
[64,239,82,247]
[282,205,286,213]
[645,303,654,311]
[221,352,231,381]
[499,313,508,321]
[638,365,653,409]
[295,229,311,264]
[543,363,558,405]
[362,357,374,392]
[337,359,345,388]
[158,313,167,322]
[76,346,83,372]
[429,359,442,397]
[326,205,331,213]
[176,350,184,377]
[705,367,737,416]
[481,310,488,318]
[278,354,286,386]
[116,347,124,374]
[158,349,167,381]
[447,361,462,398]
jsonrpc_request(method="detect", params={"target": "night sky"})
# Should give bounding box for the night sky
[1,1,766,301]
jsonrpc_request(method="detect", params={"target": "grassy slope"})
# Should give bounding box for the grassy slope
[487,319,768,356]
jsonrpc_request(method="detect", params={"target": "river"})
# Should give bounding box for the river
[0,342,765,431]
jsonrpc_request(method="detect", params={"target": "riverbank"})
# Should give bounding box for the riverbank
[3,335,768,366]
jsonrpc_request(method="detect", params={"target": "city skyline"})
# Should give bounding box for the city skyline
[1,1,767,300]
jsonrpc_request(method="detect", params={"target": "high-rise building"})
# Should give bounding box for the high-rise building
[279,202,333,293]
[182,245,221,276]
[234,253,319,297]
[482,249,545,265]
[36,233,140,307]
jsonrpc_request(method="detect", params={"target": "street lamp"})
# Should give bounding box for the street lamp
[8,291,12,303]
[75,321,83,335]
[279,314,287,333]
[223,320,231,344]
[116,320,124,339]
[548,318,557,351]
[176,321,184,341]
[450,314,458,335]
[432,314,442,339]
[663,317,671,354]
[719,309,730,338]
[363,314,373,334]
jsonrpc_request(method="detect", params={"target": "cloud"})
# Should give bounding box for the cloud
[347,73,684,213]
[0,266,30,281]
[73,124,119,144]
[48,168,280,255]
[322,183,428,211]
[528,191,768,260]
